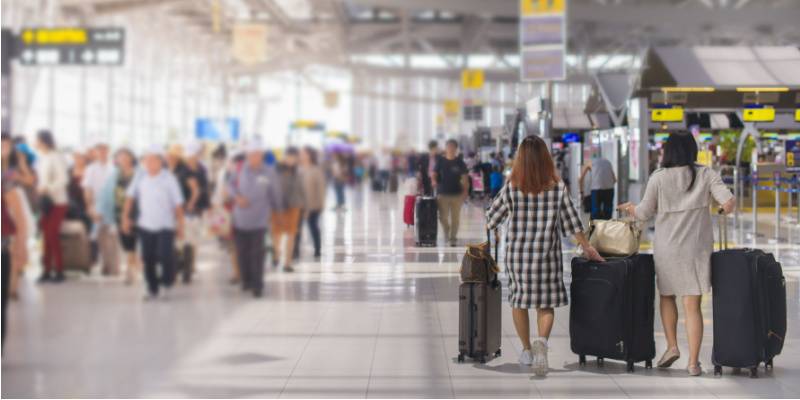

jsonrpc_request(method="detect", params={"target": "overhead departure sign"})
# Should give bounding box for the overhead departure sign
[519,0,566,82]
[651,105,683,122]
[743,105,775,122]
[16,28,124,66]
[461,69,484,90]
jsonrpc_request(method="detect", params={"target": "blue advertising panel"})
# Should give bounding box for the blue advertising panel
[562,133,579,143]
[195,118,240,141]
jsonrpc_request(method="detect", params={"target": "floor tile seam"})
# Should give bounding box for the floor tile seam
[427,263,456,399]
[365,273,391,399]
[277,284,342,398]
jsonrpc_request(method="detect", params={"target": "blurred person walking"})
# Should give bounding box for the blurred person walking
[2,134,34,300]
[331,152,347,211]
[34,130,70,283]
[432,140,468,247]
[227,140,282,297]
[122,145,185,300]
[212,150,243,284]
[97,147,142,285]
[83,140,121,275]
[376,149,392,192]
[299,147,325,258]
[416,140,440,196]
[66,147,92,235]
[272,147,303,272]
[2,139,30,350]
[176,141,211,283]
[579,155,617,220]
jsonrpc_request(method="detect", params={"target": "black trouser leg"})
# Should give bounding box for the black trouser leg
[234,229,251,289]
[307,211,321,253]
[157,230,176,289]
[248,230,266,293]
[293,214,303,257]
[2,249,10,352]
[139,230,159,295]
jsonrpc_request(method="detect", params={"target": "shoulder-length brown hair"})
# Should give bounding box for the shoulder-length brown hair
[508,136,560,195]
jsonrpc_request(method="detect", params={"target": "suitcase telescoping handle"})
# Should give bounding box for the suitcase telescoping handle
[717,205,727,250]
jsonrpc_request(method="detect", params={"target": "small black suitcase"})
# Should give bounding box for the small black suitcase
[414,197,437,247]
[711,210,786,378]
[570,254,656,372]
[458,228,502,364]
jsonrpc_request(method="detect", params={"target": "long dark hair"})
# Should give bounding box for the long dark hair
[508,135,560,195]
[661,130,699,192]
[37,130,56,150]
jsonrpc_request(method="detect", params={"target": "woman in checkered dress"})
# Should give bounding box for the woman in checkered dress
[486,136,604,374]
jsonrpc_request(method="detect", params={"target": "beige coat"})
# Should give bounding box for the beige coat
[634,164,733,296]
[300,166,326,211]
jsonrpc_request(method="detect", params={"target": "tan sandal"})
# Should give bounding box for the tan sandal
[657,347,680,368]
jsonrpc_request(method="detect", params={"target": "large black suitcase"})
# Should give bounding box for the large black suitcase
[711,210,786,378]
[570,254,656,372]
[414,197,437,247]
[458,228,502,364]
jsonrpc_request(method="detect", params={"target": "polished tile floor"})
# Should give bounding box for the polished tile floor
[2,186,800,398]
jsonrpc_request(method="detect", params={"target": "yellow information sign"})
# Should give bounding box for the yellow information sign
[444,100,459,116]
[651,107,683,122]
[521,0,565,15]
[787,152,795,167]
[21,28,88,45]
[461,70,484,90]
[743,107,775,122]
[795,108,800,122]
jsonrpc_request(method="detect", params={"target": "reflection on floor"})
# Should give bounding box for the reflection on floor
[2,187,800,398]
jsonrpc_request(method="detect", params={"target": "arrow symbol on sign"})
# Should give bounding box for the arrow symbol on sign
[21,50,34,63]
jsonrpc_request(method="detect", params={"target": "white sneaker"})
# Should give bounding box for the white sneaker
[532,339,548,376]
[518,349,534,365]
[160,288,171,301]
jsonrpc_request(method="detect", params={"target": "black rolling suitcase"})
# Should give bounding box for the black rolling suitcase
[458,228,502,364]
[414,196,437,247]
[711,209,786,378]
[173,244,194,284]
[570,254,656,372]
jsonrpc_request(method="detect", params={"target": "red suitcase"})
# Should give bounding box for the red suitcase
[403,195,417,227]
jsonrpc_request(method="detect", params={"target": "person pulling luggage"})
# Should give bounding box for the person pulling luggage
[486,136,604,377]
[617,130,734,376]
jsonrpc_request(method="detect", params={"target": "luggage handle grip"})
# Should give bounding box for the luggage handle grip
[717,205,727,250]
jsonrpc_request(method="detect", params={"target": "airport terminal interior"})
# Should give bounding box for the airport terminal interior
[2,0,800,398]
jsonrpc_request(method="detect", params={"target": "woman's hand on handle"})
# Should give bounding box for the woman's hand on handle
[583,245,606,262]
[720,198,735,215]
[616,202,637,219]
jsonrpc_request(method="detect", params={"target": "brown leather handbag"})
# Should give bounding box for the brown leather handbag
[460,229,500,284]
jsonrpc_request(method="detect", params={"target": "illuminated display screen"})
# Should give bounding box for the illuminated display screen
[16,27,124,66]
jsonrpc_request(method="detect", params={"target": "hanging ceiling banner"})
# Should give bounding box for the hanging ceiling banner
[233,22,267,65]
[519,0,566,82]
[16,27,125,66]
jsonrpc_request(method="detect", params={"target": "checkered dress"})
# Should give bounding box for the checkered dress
[486,180,584,309]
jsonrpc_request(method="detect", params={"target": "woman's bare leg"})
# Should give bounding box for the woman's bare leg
[535,308,554,340]
[682,295,703,366]
[660,295,679,350]
[512,308,531,350]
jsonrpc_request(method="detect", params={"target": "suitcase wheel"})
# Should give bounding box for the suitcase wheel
[578,355,586,366]
[495,349,501,358]
[457,354,464,363]
[626,361,634,373]
[750,367,758,378]
[765,359,774,369]
[714,366,722,376]
[597,357,604,366]
[645,360,653,369]
[480,356,487,364]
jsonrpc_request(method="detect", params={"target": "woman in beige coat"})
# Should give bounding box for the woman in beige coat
[618,131,734,376]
